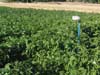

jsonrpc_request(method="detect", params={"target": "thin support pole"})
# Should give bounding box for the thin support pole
[77,21,80,44]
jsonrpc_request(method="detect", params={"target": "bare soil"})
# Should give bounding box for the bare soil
[0,2,100,13]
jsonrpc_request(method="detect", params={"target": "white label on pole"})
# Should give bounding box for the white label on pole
[72,16,80,21]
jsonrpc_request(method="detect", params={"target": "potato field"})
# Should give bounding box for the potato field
[0,7,100,75]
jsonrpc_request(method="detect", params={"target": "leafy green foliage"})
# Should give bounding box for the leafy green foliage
[0,7,100,75]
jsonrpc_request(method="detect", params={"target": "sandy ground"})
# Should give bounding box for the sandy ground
[0,2,100,13]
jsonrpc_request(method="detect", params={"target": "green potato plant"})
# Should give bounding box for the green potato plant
[0,7,100,75]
